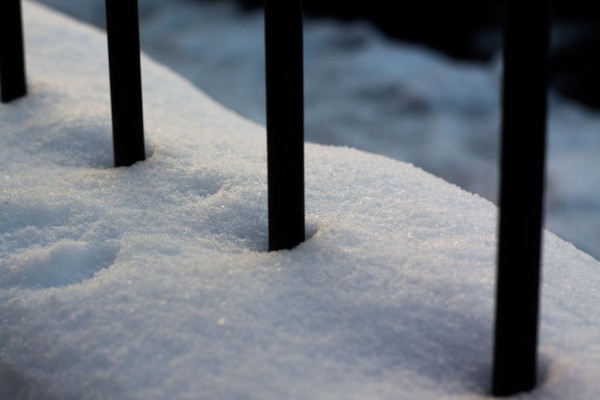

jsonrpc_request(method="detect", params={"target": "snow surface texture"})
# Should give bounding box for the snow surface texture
[34,0,600,261]
[1,3,600,399]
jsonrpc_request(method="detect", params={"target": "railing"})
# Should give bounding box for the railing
[493,3,549,396]
[0,0,27,102]
[265,0,305,251]
[0,0,551,396]
[105,0,146,167]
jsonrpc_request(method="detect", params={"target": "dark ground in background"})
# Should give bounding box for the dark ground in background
[207,0,600,110]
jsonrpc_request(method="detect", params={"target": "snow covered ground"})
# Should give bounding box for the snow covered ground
[33,0,600,261]
[1,3,600,399]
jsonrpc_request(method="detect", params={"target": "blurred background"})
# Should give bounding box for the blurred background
[239,0,600,110]
[32,0,600,260]
[36,0,600,109]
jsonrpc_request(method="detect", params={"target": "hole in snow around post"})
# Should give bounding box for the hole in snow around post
[265,221,319,253]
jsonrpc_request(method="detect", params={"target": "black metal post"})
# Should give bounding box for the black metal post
[264,0,305,251]
[105,0,146,167]
[493,2,550,397]
[0,0,27,103]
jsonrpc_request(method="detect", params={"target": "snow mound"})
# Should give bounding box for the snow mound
[1,3,599,399]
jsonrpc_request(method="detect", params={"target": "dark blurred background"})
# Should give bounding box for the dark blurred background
[223,0,600,110]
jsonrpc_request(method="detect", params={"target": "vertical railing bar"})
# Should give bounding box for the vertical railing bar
[492,2,551,397]
[0,0,27,103]
[264,0,305,251]
[105,0,146,167]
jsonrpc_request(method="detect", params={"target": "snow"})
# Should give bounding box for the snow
[1,2,599,399]
[34,0,600,261]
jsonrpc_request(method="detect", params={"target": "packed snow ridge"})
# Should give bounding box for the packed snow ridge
[1,3,599,399]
